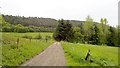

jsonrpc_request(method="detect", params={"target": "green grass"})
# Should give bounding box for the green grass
[61,42,118,66]
[1,32,54,66]
[2,32,53,38]
[1,32,119,66]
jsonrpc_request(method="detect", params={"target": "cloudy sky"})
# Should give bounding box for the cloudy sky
[0,0,119,26]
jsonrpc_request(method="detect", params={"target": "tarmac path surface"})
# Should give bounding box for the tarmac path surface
[21,42,66,66]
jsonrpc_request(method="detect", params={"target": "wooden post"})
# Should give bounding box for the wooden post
[29,38,31,43]
[45,37,48,42]
[85,49,91,61]
[16,38,19,49]
[45,38,47,42]
[29,36,32,43]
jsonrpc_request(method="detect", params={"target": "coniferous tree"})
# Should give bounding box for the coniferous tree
[91,24,100,45]
[107,26,116,46]
[53,19,74,42]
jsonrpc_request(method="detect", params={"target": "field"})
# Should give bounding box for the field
[61,42,118,66]
[1,32,54,66]
[0,32,119,66]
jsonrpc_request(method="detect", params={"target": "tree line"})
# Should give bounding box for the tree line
[0,15,55,32]
[1,23,55,32]
[2,15,58,28]
[1,15,84,32]
[2,15,83,27]
[53,16,119,47]
[1,15,119,47]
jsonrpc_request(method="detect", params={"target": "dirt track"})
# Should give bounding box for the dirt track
[21,42,66,66]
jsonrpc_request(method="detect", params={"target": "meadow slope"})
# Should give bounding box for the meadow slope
[61,42,118,66]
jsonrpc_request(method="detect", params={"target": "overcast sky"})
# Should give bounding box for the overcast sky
[0,0,119,26]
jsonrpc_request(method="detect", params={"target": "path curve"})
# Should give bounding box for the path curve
[21,42,66,66]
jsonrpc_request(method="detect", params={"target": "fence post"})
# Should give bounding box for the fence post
[16,38,19,49]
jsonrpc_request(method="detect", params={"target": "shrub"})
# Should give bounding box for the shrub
[16,27,28,33]
[34,34,42,39]
[22,35,29,38]
[45,36,51,39]
[22,35,32,39]
[10,45,17,49]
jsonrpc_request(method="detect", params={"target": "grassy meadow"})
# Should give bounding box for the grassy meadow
[0,32,119,66]
[61,42,118,66]
[1,32,54,66]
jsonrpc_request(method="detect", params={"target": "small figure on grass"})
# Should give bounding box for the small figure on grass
[85,49,94,63]
[85,49,91,61]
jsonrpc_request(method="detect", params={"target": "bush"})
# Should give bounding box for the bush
[2,26,14,32]
[28,27,34,32]
[22,35,29,38]
[45,35,51,40]
[10,45,17,49]
[22,35,32,39]
[34,34,42,39]
[16,27,28,33]
[44,35,51,42]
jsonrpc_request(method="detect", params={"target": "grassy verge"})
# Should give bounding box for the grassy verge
[61,42,118,66]
[2,32,54,66]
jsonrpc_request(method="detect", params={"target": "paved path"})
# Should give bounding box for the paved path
[21,42,66,66]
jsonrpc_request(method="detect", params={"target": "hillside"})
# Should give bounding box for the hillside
[2,15,83,27]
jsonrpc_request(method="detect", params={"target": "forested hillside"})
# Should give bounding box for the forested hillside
[2,15,83,27]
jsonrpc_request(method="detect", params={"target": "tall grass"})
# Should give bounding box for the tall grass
[2,32,54,66]
[61,42,118,66]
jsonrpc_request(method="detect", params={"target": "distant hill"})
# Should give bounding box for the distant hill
[69,20,84,26]
[2,15,84,27]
